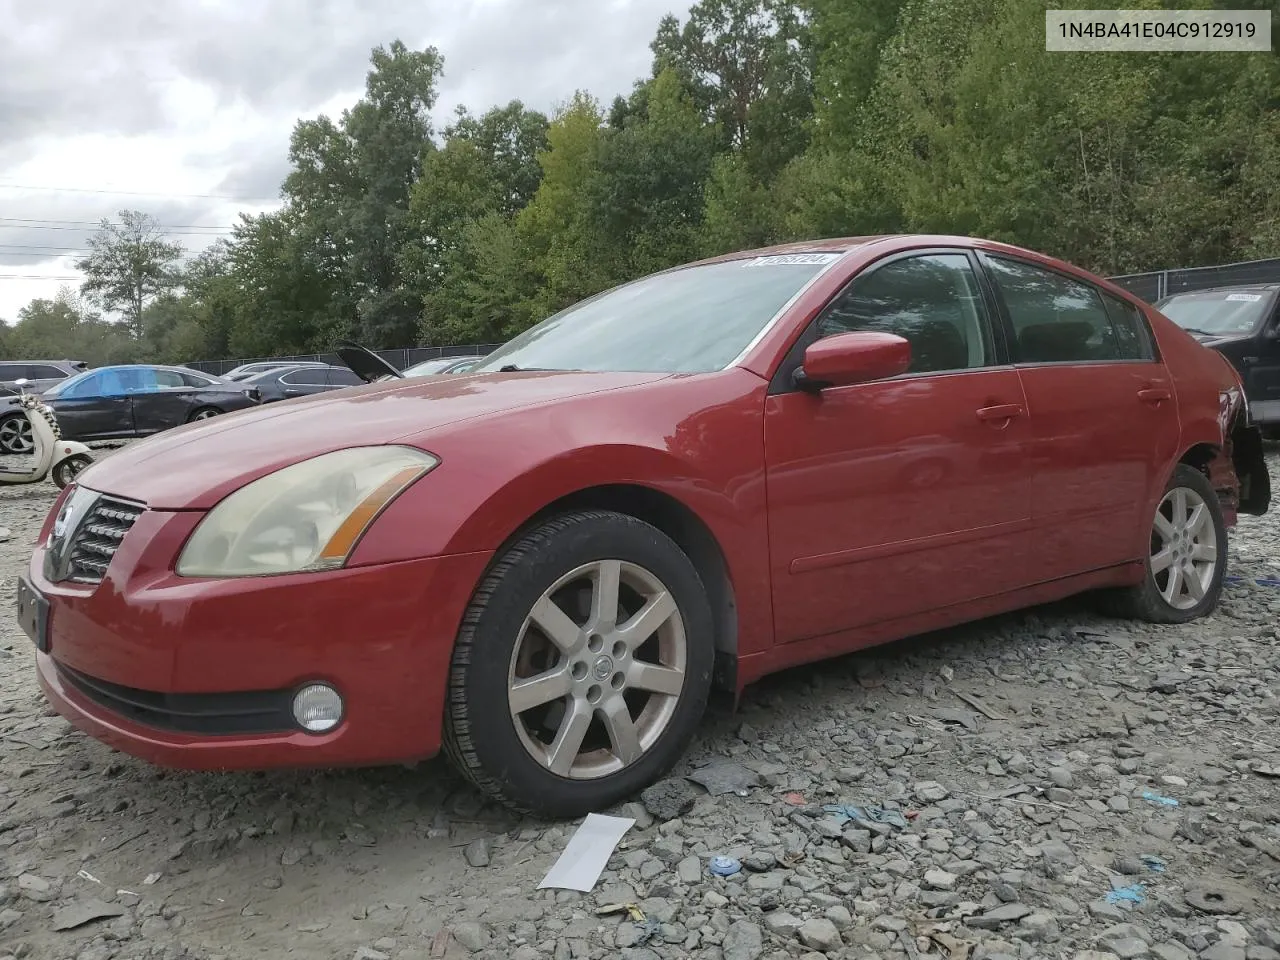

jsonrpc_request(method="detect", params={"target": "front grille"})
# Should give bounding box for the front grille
[56,663,296,735]
[66,496,145,584]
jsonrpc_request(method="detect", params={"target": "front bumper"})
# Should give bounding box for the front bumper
[28,509,493,770]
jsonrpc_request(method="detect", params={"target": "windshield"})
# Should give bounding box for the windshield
[42,369,92,397]
[402,357,461,377]
[1158,289,1274,337]
[469,254,841,374]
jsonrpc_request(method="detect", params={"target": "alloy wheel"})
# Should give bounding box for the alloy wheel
[0,416,34,454]
[506,558,687,779]
[1150,486,1218,610]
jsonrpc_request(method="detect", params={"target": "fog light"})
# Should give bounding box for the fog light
[292,683,344,733]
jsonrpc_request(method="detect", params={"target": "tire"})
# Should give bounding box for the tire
[0,413,33,454]
[443,510,715,818]
[52,453,93,489]
[1098,464,1228,623]
[187,406,223,422]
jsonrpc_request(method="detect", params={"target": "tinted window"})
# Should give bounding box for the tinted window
[816,253,994,374]
[328,368,364,385]
[180,372,215,388]
[0,364,23,380]
[470,254,839,374]
[58,372,104,399]
[281,369,327,386]
[27,364,67,379]
[1101,292,1155,360]
[155,370,187,389]
[987,256,1121,363]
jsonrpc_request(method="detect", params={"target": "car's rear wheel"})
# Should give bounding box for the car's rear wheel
[1100,464,1227,623]
[443,510,714,818]
[188,406,223,422]
[0,413,33,454]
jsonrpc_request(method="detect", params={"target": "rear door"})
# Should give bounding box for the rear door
[131,369,204,434]
[25,363,72,393]
[979,253,1181,581]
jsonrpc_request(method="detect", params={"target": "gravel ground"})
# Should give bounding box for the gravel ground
[2,445,1278,960]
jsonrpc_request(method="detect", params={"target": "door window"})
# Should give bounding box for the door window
[986,255,1140,363]
[1100,291,1156,361]
[59,372,104,399]
[26,364,67,379]
[155,370,188,389]
[0,364,23,380]
[816,253,995,373]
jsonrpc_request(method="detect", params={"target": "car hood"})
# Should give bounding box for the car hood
[80,370,670,509]
[1186,331,1251,347]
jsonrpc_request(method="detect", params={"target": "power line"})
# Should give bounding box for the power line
[0,275,83,281]
[0,220,234,236]
[0,181,279,202]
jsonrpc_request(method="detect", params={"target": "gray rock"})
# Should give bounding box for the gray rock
[764,912,803,937]
[1049,767,1075,788]
[967,904,1033,929]
[1106,938,1150,959]
[678,856,702,885]
[1201,946,1246,960]
[464,838,491,868]
[924,869,958,891]
[797,918,842,952]
[640,780,698,821]
[722,920,764,960]
[453,921,491,953]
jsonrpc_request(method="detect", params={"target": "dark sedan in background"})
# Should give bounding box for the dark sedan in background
[221,360,331,382]
[1156,283,1280,438]
[35,364,261,444]
[242,363,366,402]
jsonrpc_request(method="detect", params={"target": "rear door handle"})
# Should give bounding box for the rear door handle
[1138,387,1171,403]
[976,403,1023,422]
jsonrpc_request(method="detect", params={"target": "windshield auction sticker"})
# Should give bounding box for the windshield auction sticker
[1046,10,1271,51]
[744,253,842,267]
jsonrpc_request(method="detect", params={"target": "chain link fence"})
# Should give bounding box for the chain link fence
[185,344,505,377]
[1107,257,1280,304]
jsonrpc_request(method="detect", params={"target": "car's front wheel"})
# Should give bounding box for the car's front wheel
[443,510,714,818]
[1103,463,1228,623]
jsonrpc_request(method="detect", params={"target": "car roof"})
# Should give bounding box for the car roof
[1160,283,1280,297]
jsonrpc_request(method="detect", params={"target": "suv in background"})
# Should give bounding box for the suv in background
[1156,283,1280,439]
[0,359,88,394]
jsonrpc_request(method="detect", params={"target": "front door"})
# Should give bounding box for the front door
[1245,294,1280,426]
[50,370,134,441]
[765,250,1035,644]
[979,253,1182,581]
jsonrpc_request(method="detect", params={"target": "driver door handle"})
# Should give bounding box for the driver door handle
[976,403,1023,422]
[1138,387,1171,403]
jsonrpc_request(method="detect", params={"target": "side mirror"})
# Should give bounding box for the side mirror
[795,332,911,390]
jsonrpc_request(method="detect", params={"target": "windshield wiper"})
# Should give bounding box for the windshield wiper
[497,364,565,372]
[1179,327,1216,337]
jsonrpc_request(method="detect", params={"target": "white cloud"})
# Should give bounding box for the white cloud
[0,0,676,326]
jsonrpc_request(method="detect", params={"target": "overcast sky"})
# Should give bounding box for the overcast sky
[0,0,679,326]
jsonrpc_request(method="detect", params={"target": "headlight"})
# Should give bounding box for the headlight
[176,446,438,577]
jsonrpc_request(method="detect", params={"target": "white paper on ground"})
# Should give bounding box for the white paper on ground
[537,813,636,892]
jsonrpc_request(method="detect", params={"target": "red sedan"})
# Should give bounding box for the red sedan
[17,235,1272,818]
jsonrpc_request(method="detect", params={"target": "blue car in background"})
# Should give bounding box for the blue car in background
[34,364,262,445]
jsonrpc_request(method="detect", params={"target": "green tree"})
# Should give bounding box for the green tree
[282,40,445,346]
[74,210,184,341]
